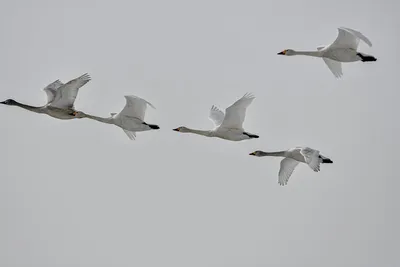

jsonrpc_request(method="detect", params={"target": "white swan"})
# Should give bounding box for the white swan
[78,95,159,140]
[1,73,91,119]
[278,27,377,78]
[249,147,333,186]
[173,93,259,141]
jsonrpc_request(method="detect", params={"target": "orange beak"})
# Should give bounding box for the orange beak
[277,50,287,55]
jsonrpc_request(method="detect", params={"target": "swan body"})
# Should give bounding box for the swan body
[173,93,259,141]
[1,73,91,119]
[79,95,159,140]
[278,27,377,78]
[249,147,333,186]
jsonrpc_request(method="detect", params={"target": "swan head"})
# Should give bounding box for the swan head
[0,99,18,106]
[249,150,264,157]
[173,126,189,133]
[277,49,295,56]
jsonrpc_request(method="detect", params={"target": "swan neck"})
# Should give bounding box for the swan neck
[83,113,114,124]
[293,50,322,57]
[14,101,43,113]
[259,151,286,157]
[186,128,212,137]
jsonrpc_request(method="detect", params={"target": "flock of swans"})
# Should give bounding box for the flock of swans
[1,27,376,186]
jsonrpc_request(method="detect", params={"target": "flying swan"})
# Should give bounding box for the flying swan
[1,73,91,119]
[78,95,159,140]
[173,93,259,141]
[249,147,333,186]
[277,27,377,78]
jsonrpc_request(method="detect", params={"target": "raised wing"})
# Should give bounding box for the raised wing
[332,27,372,50]
[219,93,255,130]
[323,58,343,78]
[118,95,155,121]
[278,158,300,186]
[43,80,64,104]
[209,105,225,128]
[48,73,91,109]
[300,147,321,172]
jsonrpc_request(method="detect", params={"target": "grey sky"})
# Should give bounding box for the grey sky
[1,0,399,266]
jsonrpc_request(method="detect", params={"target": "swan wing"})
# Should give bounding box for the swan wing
[209,105,225,128]
[332,27,372,49]
[117,95,155,121]
[322,58,343,78]
[219,93,255,130]
[278,158,299,186]
[48,73,91,109]
[341,27,372,47]
[123,129,136,140]
[300,147,321,172]
[43,80,64,104]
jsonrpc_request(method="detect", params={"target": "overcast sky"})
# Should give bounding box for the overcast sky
[1,0,399,266]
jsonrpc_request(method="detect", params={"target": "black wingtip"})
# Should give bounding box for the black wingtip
[322,158,333,164]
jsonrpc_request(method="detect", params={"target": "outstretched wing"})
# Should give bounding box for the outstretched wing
[219,93,255,130]
[43,80,64,104]
[332,27,372,50]
[117,95,155,121]
[48,73,91,109]
[278,158,300,186]
[123,129,136,140]
[300,147,321,172]
[209,105,225,128]
[322,58,343,78]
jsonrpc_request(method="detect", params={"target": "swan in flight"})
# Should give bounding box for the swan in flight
[78,95,159,140]
[278,27,377,78]
[1,73,91,119]
[173,93,259,141]
[249,147,333,186]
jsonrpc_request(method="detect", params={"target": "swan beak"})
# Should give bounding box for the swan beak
[172,128,180,132]
[277,50,286,55]
[249,152,256,156]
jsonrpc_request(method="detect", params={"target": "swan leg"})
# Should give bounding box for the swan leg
[243,132,259,138]
[357,53,377,62]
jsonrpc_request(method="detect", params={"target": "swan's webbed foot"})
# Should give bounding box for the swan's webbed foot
[143,122,160,130]
[243,132,259,138]
[357,53,377,62]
